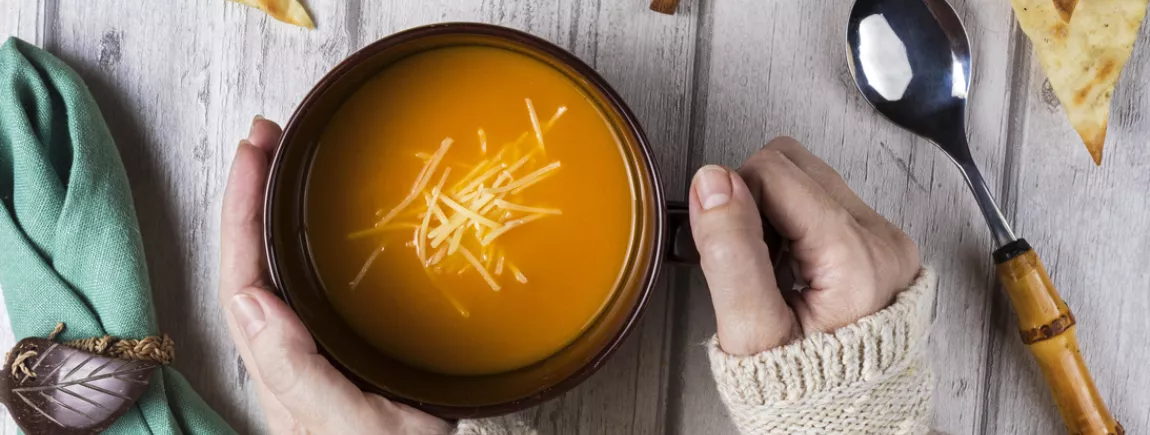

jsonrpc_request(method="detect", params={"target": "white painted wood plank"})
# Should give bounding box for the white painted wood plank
[0,0,45,43]
[673,1,1020,434]
[982,17,1150,435]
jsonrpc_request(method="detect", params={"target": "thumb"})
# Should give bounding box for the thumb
[689,165,799,354]
[228,289,449,433]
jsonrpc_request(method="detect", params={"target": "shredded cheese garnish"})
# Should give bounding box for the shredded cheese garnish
[481,213,547,246]
[507,262,528,284]
[418,168,451,264]
[346,223,421,240]
[504,151,535,175]
[493,172,513,189]
[453,159,490,192]
[348,99,566,317]
[440,289,470,318]
[544,106,568,130]
[428,245,447,267]
[448,224,466,254]
[440,195,502,229]
[486,161,560,194]
[350,243,386,290]
[430,202,449,225]
[494,199,562,215]
[526,98,546,153]
[456,164,505,197]
[460,247,501,291]
[356,138,452,240]
[483,250,495,270]
[478,200,499,216]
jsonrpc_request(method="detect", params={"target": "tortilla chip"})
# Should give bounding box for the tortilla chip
[1010,0,1147,165]
[232,0,315,29]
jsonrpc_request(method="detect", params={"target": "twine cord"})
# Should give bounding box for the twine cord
[10,350,38,380]
[9,323,174,382]
[65,335,175,364]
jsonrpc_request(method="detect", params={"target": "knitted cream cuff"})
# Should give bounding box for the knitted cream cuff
[454,418,536,435]
[707,268,937,434]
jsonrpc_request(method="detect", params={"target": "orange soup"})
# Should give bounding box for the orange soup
[306,46,636,376]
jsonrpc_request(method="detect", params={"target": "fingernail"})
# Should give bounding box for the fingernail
[694,165,732,210]
[249,115,264,139]
[238,139,252,148]
[230,294,266,339]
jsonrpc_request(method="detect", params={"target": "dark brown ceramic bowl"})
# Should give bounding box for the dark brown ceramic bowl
[264,22,668,419]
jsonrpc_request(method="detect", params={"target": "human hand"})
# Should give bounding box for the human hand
[689,137,921,355]
[219,116,451,434]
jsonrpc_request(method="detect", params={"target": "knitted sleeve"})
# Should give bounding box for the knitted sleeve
[454,418,536,435]
[707,269,937,434]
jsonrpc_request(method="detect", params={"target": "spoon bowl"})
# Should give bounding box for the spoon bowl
[847,0,971,152]
[845,0,1015,245]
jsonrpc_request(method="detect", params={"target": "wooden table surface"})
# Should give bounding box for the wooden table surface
[2,1,1148,433]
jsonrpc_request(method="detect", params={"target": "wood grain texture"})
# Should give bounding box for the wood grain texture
[0,0,47,45]
[1,0,1149,434]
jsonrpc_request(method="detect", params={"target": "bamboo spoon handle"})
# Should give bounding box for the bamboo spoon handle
[994,239,1122,435]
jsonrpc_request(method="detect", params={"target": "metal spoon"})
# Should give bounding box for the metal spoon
[845,1,1120,433]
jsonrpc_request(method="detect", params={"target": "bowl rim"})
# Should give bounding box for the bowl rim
[263,21,667,418]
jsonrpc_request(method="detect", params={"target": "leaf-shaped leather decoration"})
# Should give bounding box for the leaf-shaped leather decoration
[0,338,157,434]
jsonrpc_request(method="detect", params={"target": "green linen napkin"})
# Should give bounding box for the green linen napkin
[0,37,235,434]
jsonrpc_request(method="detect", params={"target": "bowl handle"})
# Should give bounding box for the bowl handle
[665,200,783,265]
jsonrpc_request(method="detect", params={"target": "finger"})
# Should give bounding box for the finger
[736,149,854,248]
[789,233,886,333]
[758,138,921,288]
[229,288,450,433]
[689,165,799,355]
[220,117,282,296]
[219,117,297,430]
[759,137,883,225]
[248,116,283,153]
